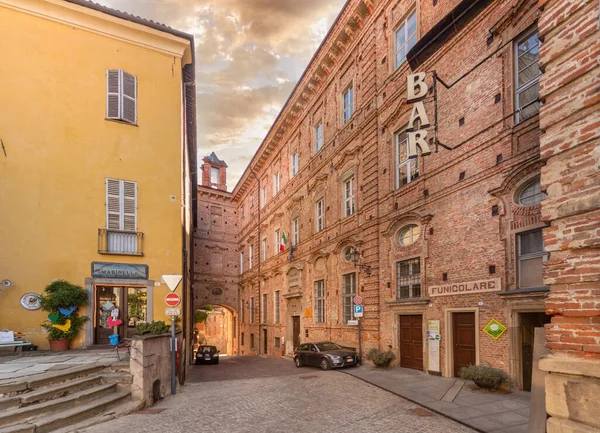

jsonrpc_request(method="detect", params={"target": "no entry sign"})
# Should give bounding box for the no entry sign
[165,292,181,307]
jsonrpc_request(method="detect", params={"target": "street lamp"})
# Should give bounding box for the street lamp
[350,247,372,276]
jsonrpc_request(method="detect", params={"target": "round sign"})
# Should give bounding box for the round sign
[20,292,42,310]
[165,292,181,307]
[353,296,363,305]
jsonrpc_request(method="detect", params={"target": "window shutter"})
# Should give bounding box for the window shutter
[122,72,137,124]
[106,178,122,230]
[106,70,121,119]
[123,181,137,232]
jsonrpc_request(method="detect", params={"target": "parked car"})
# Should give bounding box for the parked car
[195,345,219,365]
[293,341,358,370]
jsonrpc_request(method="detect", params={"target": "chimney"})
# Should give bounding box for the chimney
[201,152,228,191]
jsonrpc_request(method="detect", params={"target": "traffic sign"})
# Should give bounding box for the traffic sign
[162,274,183,292]
[353,305,364,317]
[347,319,359,326]
[165,292,181,307]
[165,308,181,316]
[353,296,363,305]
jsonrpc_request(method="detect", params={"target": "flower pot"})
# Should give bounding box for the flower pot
[48,338,71,351]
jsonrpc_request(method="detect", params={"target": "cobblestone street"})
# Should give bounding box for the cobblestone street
[80,356,475,433]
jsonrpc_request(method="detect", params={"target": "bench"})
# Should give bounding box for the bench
[0,341,32,356]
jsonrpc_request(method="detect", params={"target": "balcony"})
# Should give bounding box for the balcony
[98,229,144,256]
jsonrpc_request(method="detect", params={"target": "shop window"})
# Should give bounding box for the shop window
[397,258,421,299]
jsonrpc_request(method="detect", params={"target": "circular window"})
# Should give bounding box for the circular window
[518,178,546,206]
[342,246,355,262]
[397,224,421,246]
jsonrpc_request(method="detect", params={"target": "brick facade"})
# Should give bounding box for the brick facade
[537,0,600,431]
[193,0,596,394]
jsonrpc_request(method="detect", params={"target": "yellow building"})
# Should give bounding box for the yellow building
[0,0,197,350]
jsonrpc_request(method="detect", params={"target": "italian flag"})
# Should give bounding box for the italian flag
[280,232,287,252]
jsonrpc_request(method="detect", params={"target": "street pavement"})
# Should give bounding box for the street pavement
[80,356,476,433]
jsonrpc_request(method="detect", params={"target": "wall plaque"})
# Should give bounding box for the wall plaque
[428,278,501,297]
[91,262,149,280]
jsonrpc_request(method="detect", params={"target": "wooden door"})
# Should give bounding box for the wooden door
[399,315,423,370]
[453,312,476,377]
[292,316,301,350]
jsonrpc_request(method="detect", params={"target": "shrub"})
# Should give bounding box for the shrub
[39,280,89,341]
[136,320,170,335]
[460,364,508,390]
[365,348,396,368]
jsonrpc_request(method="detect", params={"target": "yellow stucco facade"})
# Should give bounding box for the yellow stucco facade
[0,0,195,349]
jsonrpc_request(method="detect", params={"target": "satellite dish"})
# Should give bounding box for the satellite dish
[1,280,11,287]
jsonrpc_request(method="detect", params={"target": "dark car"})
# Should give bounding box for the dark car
[293,341,358,370]
[195,345,220,365]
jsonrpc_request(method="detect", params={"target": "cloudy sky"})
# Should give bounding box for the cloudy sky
[97,0,347,190]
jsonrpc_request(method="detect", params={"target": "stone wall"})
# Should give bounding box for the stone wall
[130,334,173,406]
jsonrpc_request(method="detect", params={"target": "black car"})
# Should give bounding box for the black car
[195,345,220,365]
[293,341,358,370]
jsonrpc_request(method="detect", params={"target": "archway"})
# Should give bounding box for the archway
[193,304,238,356]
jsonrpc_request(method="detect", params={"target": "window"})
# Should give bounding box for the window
[291,152,299,177]
[275,230,281,254]
[262,293,268,323]
[106,69,137,124]
[250,333,255,349]
[106,178,138,254]
[316,199,325,232]
[240,299,244,324]
[274,290,280,324]
[397,258,421,299]
[240,252,244,274]
[210,167,219,186]
[292,218,299,246]
[397,224,421,246]
[273,172,280,195]
[518,178,546,206]
[342,85,354,124]
[314,280,325,323]
[250,297,255,324]
[261,186,267,208]
[394,11,417,69]
[396,128,419,187]
[515,28,541,122]
[342,246,355,262]
[315,122,323,152]
[249,245,254,269]
[343,177,355,217]
[274,337,281,348]
[518,229,547,289]
[241,332,245,346]
[249,195,254,209]
[342,273,356,324]
[262,238,267,261]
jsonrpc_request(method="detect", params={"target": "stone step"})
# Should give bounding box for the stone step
[100,372,133,386]
[0,383,117,428]
[51,398,144,433]
[19,376,103,407]
[0,391,131,433]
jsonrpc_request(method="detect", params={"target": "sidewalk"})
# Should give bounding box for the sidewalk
[342,365,530,433]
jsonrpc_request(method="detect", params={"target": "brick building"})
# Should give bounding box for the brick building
[195,0,597,395]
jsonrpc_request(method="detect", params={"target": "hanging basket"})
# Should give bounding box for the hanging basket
[48,338,71,351]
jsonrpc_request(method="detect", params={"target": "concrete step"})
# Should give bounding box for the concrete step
[0,383,117,428]
[19,376,103,407]
[100,372,133,386]
[0,391,131,433]
[51,398,144,433]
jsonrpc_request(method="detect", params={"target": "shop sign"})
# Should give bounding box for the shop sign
[428,278,501,297]
[406,72,432,158]
[92,262,149,280]
[483,318,507,340]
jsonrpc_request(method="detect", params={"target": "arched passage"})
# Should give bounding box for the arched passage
[193,304,238,356]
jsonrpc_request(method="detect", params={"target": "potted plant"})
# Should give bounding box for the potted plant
[40,280,89,351]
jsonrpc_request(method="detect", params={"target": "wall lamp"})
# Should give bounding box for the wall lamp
[350,248,372,276]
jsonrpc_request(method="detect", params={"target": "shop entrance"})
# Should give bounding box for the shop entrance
[94,285,147,345]
[453,312,476,377]
[519,312,551,391]
[399,315,423,370]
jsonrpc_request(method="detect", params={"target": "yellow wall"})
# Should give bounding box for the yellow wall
[0,2,190,349]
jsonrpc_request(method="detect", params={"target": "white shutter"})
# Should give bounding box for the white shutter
[106,70,121,119]
[122,71,137,124]
[123,181,137,232]
[106,178,122,230]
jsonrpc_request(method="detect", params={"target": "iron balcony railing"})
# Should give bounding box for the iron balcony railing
[98,229,144,256]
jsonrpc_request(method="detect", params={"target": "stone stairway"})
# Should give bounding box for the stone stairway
[0,363,142,433]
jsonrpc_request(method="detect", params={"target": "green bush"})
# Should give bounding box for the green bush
[365,348,396,368]
[39,280,89,341]
[194,306,213,324]
[136,320,170,335]
[460,364,508,390]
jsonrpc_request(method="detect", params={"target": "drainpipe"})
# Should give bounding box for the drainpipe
[249,168,261,355]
